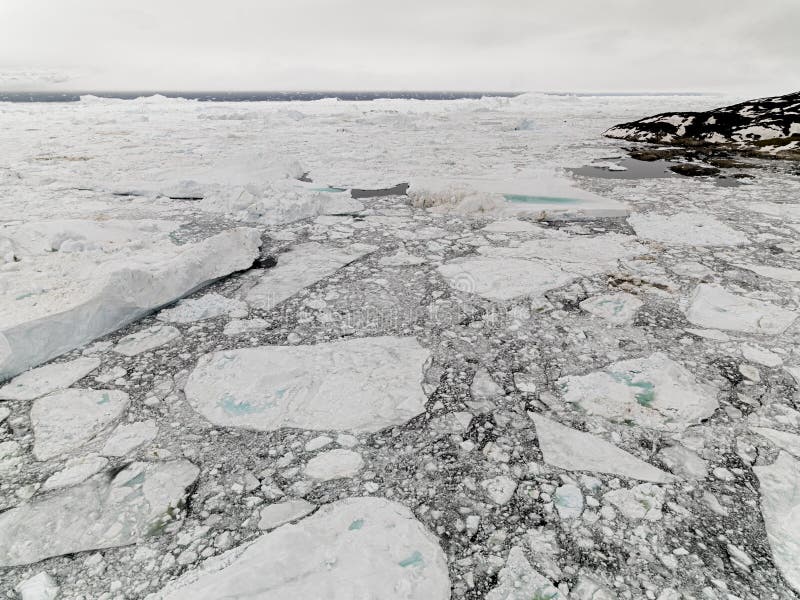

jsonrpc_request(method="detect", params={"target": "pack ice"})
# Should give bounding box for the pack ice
[558,353,718,431]
[628,212,748,246]
[685,284,797,335]
[0,460,199,567]
[149,497,450,600]
[185,336,430,432]
[0,225,261,380]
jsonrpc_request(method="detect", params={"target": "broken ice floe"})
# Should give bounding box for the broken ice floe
[41,454,109,491]
[156,293,247,323]
[532,414,674,483]
[31,388,129,460]
[245,242,375,310]
[185,336,430,432]
[0,460,199,566]
[628,212,748,246]
[684,284,797,335]
[113,325,181,356]
[150,497,450,600]
[0,356,100,400]
[486,546,561,600]
[0,227,261,380]
[657,445,708,479]
[579,292,643,325]
[603,483,665,521]
[753,452,800,594]
[558,353,718,431]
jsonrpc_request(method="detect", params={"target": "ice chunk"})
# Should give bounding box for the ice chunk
[222,318,270,336]
[31,388,130,460]
[378,250,426,266]
[0,357,100,400]
[304,449,364,481]
[554,484,584,519]
[185,336,430,433]
[532,414,674,483]
[657,445,708,479]
[481,475,518,505]
[629,212,748,246]
[0,227,261,380]
[157,293,247,323]
[15,572,59,600]
[685,284,796,335]
[439,258,576,301]
[42,454,108,490]
[558,353,718,431]
[753,453,800,594]
[246,242,375,310]
[487,546,561,600]
[580,292,643,325]
[113,324,180,356]
[150,497,450,600]
[0,460,199,566]
[101,420,157,456]
[742,344,783,368]
[603,483,665,521]
[258,499,316,530]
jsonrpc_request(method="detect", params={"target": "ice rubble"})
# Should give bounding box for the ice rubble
[150,497,450,600]
[0,460,199,567]
[0,227,261,380]
[753,453,800,594]
[245,242,375,310]
[532,414,675,483]
[113,325,181,356]
[628,212,748,246]
[684,284,797,334]
[558,353,718,431]
[0,356,100,400]
[30,389,130,460]
[185,336,430,432]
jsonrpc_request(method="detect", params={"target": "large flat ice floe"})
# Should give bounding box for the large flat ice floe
[149,497,450,600]
[558,353,718,431]
[684,284,797,335]
[0,356,100,401]
[185,336,430,432]
[0,226,261,380]
[753,453,800,594]
[532,414,675,483]
[628,212,748,246]
[0,460,199,566]
[246,242,375,310]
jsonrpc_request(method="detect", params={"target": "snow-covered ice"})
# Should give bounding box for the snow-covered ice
[113,324,181,356]
[100,419,158,456]
[304,448,364,480]
[685,284,797,334]
[0,356,100,400]
[628,212,748,246]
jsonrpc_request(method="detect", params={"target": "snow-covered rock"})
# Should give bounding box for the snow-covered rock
[532,414,675,483]
[304,449,364,481]
[246,242,375,310]
[753,452,800,594]
[185,336,430,433]
[113,324,180,356]
[558,353,718,431]
[0,227,261,380]
[31,389,130,460]
[628,212,748,246]
[0,357,100,400]
[0,460,199,566]
[149,497,450,600]
[685,284,797,335]
[258,499,316,530]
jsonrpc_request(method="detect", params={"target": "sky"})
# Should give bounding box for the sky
[0,0,798,95]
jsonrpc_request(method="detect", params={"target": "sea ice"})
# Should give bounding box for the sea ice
[0,356,100,400]
[31,388,130,460]
[156,293,247,323]
[149,497,450,600]
[304,448,364,481]
[0,460,199,566]
[628,212,748,246]
[113,325,181,356]
[657,445,708,479]
[579,292,643,325]
[685,284,797,334]
[481,475,518,505]
[751,427,800,458]
[0,227,261,380]
[258,499,316,530]
[738,263,800,282]
[558,353,718,431]
[753,452,800,594]
[42,454,108,491]
[246,242,375,310]
[15,572,59,600]
[185,336,430,433]
[101,420,158,456]
[486,546,561,600]
[554,484,584,519]
[532,414,675,483]
[222,317,270,336]
[603,483,665,521]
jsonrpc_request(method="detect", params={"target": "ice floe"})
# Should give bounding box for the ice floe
[245,242,375,310]
[628,212,748,246]
[31,389,130,460]
[0,356,100,400]
[684,284,797,335]
[15,572,59,600]
[532,414,675,483]
[113,325,181,356]
[258,499,316,530]
[750,427,800,458]
[41,454,108,491]
[101,420,158,456]
[0,460,199,566]
[738,263,800,282]
[150,497,450,600]
[0,227,261,380]
[558,353,718,431]
[753,452,800,594]
[304,448,364,481]
[185,336,430,432]
[156,293,247,323]
[603,483,665,521]
[486,546,561,600]
[579,292,643,325]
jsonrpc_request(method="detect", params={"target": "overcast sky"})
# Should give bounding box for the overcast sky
[0,0,797,94]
